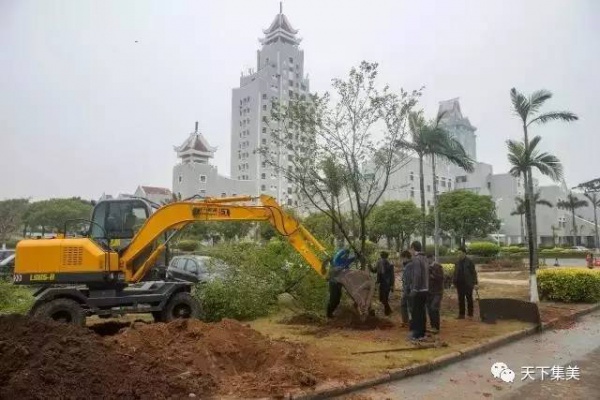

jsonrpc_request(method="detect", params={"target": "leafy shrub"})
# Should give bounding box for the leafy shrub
[501,246,527,255]
[175,239,199,252]
[468,242,500,257]
[193,240,329,321]
[425,245,449,256]
[538,268,600,303]
[441,264,454,289]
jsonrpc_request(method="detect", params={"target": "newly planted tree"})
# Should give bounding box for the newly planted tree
[260,61,422,266]
[509,88,577,302]
[557,193,588,246]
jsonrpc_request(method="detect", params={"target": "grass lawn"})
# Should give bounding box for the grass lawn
[250,285,535,379]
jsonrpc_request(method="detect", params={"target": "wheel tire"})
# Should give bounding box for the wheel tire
[159,292,201,322]
[32,298,86,327]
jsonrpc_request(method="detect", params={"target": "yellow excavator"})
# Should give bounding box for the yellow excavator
[13,195,374,325]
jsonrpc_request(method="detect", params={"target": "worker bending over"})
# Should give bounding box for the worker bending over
[326,248,356,318]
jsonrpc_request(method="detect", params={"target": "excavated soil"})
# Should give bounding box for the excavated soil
[0,315,349,399]
[283,308,395,332]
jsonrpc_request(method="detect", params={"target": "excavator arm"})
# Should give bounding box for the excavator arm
[121,195,330,283]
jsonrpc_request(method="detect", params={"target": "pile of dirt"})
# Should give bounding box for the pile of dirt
[0,314,196,399]
[0,315,347,399]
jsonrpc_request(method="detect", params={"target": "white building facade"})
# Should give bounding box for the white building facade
[230,7,309,207]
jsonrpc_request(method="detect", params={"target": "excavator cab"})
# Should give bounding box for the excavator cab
[89,198,152,249]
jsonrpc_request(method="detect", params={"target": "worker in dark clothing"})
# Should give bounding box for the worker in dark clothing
[453,246,478,319]
[326,248,356,318]
[399,250,413,327]
[408,241,429,340]
[426,254,444,333]
[374,251,395,316]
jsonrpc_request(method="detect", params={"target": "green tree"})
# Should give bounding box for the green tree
[0,199,29,245]
[261,61,422,267]
[402,112,474,257]
[557,193,588,246]
[509,88,577,302]
[367,201,421,251]
[583,192,600,249]
[511,192,554,243]
[507,134,564,302]
[303,212,333,243]
[23,198,93,235]
[437,190,499,246]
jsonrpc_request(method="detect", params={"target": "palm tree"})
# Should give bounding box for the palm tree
[511,192,554,243]
[509,88,577,300]
[557,193,588,246]
[403,112,474,258]
[584,192,600,250]
[507,135,563,302]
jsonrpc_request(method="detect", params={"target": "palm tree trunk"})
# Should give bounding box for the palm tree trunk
[593,200,599,250]
[572,209,577,246]
[523,124,539,303]
[432,154,440,262]
[419,154,426,248]
[519,214,524,244]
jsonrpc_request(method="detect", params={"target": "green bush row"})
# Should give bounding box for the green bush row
[538,268,600,303]
[468,242,500,257]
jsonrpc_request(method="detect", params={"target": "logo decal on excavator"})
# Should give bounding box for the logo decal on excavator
[192,207,231,218]
[30,273,56,282]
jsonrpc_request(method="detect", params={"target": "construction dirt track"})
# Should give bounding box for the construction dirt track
[0,315,351,399]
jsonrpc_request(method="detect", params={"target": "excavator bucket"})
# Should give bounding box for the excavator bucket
[334,269,375,321]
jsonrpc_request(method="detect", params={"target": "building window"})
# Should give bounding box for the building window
[410,187,415,198]
[262,138,267,145]
[441,180,446,188]
[271,185,277,191]
[288,90,293,97]
[427,185,431,192]
[200,189,206,194]
[262,93,267,100]
[262,127,267,133]
[261,173,266,179]
[427,200,431,207]
[178,176,182,183]
[289,57,293,63]
[288,80,294,86]
[262,116,267,122]
[409,172,414,181]
[456,176,467,183]
[287,187,292,194]
[287,199,293,206]
[487,182,491,190]
[261,161,266,168]
[261,185,266,191]
[448,182,452,189]
[288,154,293,161]
[199,175,206,183]
[262,104,267,111]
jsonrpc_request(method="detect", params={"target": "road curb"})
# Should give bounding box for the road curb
[289,302,600,400]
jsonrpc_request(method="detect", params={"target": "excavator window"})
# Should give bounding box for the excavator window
[90,200,151,248]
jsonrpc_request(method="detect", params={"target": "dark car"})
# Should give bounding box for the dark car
[166,255,229,283]
[0,249,14,262]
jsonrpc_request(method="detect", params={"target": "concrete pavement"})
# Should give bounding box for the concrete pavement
[339,310,600,400]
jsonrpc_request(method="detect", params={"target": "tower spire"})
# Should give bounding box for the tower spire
[194,121,199,134]
[280,1,282,14]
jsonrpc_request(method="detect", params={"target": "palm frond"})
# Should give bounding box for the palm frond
[528,89,552,115]
[584,193,600,207]
[531,153,563,181]
[528,111,578,126]
[510,88,530,122]
[536,199,553,208]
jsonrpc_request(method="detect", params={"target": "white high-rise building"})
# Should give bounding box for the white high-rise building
[230,5,310,206]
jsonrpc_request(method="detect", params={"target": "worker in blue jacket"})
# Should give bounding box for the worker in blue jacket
[326,248,356,318]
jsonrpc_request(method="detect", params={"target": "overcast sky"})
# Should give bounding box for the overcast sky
[1,0,598,201]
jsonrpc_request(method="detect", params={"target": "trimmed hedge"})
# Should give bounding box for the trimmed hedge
[538,268,600,303]
[425,245,449,256]
[468,242,500,257]
[175,239,200,252]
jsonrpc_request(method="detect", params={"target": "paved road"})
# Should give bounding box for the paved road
[340,310,600,400]
[479,278,528,286]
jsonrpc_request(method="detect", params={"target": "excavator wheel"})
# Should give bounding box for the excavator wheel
[32,298,86,327]
[154,292,201,323]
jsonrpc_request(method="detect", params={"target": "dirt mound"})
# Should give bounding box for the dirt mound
[111,318,340,398]
[0,314,196,400]
[0,315,346,399]
[282,308,394,331]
